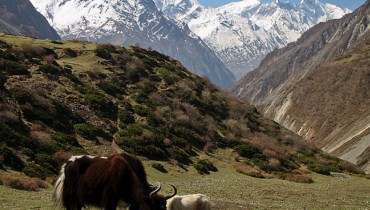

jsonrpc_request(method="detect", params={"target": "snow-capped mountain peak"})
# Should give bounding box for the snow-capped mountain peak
[30,0,236,88]
[156,0,351,79]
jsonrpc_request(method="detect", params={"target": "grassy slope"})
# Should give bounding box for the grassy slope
[0,34,369,209]
[1,151,369,210]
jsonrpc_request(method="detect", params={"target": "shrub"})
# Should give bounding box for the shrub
[84,93,117,119]
[133,105,152,117]
[193,159,218,175]
[309,165,330,175]
[234,143,261,159]
[22,163,48,179]
[151,163,167,173]
[234,163,264,178]
[118,109,135,125]
[280,173,314,183]
[63,48,77,57]
[142,145,167,160]
[96,81,124,96]
[74,123,97,140]
[20,105,53,126]
[52,132,80,147]
[15,44,45,59]
[0,174,48,191]
[157,68,178,85]
[167,146,190,164]
[96,43,117,53]
[0,145,25,171]
[38,64,61,74]
[0,58,29,75]
[119,123,144,138]
[131,91,148,103]
[0,49,17,60]
[50,40,63,45]
[94,47,112,60]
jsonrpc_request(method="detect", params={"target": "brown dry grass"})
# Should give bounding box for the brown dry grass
[0,173,49,191]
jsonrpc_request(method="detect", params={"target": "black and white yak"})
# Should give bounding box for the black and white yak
[53,153,176,210]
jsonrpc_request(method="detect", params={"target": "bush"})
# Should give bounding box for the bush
[0,58,29,75]
[133,105,152,117]
[143,145,167,160]
[119,123,144,138]
[0,49,17,60]
[22,163,48,179]
[74,123,98,140]
[157,68,179,85]
[167,146,190,164]
[34,153,58,174]
[234,163,264,178]
[63,48,77,57]
[84,93,117,119]
[52,132,80,147]
[280,173,314,183]
[96,81,124,96]
[94,48,112,60]
[234,143,261,159]
[0,174,48,191]
[118,110,135,125]
[38,64,61,74]
[151,163,167,173]
[0,145,25,170]
[131,91,148,103]
[308,164,332,175]
[96,43,117,53]
[50,40,63,45]
[193,159,218,175]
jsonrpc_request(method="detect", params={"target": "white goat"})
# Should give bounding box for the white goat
[166,194,212,210]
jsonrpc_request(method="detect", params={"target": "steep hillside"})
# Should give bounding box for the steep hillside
[154,0,350,79]
[283,37,370,173]
[231,0,370,172]
[0,34,362,183]
[29,0,235,89]
[0,0,60,40]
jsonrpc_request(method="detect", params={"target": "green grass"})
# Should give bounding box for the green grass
[1,150,369,210]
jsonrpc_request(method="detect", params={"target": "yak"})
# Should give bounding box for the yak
[166,194,212,210]
[53,153,176,210]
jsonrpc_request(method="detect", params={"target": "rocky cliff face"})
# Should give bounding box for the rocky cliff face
[0,0,60,40]
[231,0,370,172]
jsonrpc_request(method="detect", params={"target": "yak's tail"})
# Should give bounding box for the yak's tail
[52,155,99,207]
[52,163,66,207]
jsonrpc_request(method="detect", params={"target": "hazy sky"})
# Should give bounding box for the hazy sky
[198,0,366,10]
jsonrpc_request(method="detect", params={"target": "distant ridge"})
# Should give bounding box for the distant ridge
[0,0,60,40]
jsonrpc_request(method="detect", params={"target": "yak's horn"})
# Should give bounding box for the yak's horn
[165,184,177,200]
[149,181,161,199]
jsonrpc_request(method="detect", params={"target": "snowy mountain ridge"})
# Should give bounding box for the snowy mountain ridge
[154,0,351,79]
[30,0,235,88]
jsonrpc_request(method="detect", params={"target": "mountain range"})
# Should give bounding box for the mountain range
[28,0,351,85]
[231,0,370,172]
[29,0,235,89]
[154,0,350,79]
[0,0,60,40]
